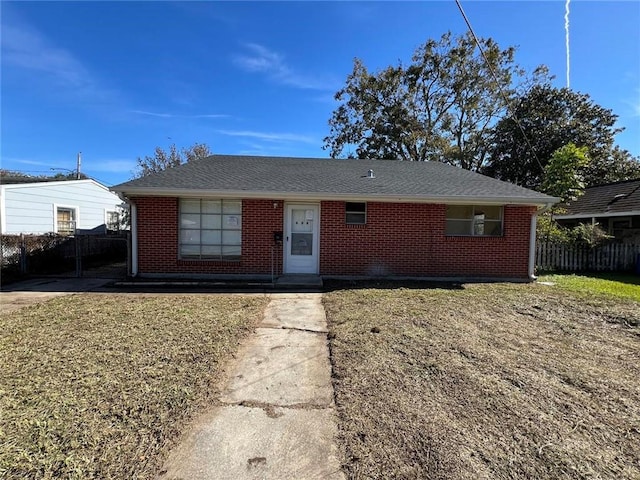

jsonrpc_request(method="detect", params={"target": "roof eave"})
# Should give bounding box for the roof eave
[555,210,640,220]
[111,186,558,207]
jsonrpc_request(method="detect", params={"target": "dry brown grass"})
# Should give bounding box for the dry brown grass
[323,282,640,479]
[0,293,268,479]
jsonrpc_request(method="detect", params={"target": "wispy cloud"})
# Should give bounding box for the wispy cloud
[131,110,228,119]
[86,159,138,173]
[233,43,338,91]
[217,129,316,144]
[13,158,52,167]
[1,15,116,102]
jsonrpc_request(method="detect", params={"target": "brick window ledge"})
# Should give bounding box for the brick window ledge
[177,258,242,265]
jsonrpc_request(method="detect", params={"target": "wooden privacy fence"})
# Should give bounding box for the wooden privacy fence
[536,242,640,272]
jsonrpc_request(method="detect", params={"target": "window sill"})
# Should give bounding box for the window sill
[178,257,241,263]
[445,234,503,238]
[346,223,367,228]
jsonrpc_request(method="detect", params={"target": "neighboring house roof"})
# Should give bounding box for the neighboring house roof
[0,178,112,191]
[112,155,557,206]
[555,179,640,219]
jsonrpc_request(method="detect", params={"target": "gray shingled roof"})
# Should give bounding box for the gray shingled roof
[112,155,557,205]
[558,179,640,216]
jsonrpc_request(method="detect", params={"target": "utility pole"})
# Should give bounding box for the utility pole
[76,151,82,179]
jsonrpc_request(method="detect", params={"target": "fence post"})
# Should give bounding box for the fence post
[75,234,82,278]
[19,233,27,274]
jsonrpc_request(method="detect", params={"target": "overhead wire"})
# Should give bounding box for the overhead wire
[454,0,544,172]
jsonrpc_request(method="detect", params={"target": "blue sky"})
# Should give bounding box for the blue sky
[2,1,639,186]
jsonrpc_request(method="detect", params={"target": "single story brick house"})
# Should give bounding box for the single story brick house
[111,155,557,281]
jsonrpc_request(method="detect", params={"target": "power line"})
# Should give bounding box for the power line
[454,0,544,172]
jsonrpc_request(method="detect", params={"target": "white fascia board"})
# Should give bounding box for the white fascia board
[1,179,109,190]
[554,210,640,220]
[112,187,559,207]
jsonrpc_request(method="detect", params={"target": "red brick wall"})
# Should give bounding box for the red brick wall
[134,197,535,279]
[134,197,283,275]
[319,201,535,278]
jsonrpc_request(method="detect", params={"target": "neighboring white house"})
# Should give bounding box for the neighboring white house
[0,179,124,235]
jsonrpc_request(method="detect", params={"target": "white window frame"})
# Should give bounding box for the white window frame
[53,204,79,235]
[346,202,367,225]
[105,209,120,231]
[178,198,242,260]
[445,205,503,237]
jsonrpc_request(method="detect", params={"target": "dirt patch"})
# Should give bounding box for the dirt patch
[324,282,640,479]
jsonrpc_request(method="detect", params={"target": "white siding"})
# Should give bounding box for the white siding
[1,180,123,234]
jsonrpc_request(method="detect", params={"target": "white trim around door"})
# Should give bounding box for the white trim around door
[284,203,320,274]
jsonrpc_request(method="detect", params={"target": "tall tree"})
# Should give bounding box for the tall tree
[541,143,589,203]
[324,31,546,170]
[134,143,212,178]
[483,85,639,189]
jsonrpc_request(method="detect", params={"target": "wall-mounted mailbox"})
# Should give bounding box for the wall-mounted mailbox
[273,231,283,242]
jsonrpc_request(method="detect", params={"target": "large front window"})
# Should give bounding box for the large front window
[179,199,242,260]
[445,205,503,236]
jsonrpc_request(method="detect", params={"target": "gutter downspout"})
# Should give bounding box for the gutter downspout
[131,203,138,277]
[529,202,555,281]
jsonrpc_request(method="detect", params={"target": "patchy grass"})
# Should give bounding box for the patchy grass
[324,282,640,479]
[0,293,268,479]
[539,273,640,302]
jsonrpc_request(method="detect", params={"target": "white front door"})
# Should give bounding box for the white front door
[284,204,319,274]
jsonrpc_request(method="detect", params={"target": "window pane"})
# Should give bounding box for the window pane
[180,213,200,228]
[223,201,242,214]
[291,210,312,233]
[473,219,486,236]
[181,199,200,213]
[202,214,221,229]
[201,230,222,244]
[446,219,472,235]
[291,233,313,255]
[446,205,473,219]
[346,202,366,213]
[202,245,222,257]
[222,230,242,245]
[181,229,200,244]
[223,214,242,229]
[484,220,502,236]
[222,245,242,257]
[180,245,200,257]
[475,206,501,220]
[202,200,221,214]
[346,213,366,224]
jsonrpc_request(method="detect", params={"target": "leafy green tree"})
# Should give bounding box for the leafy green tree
[484,85,639,189]
[134,143,212,178]
[324,32,546,170]
[541,143,589,203]
[584,146,640,186]
[536,212,572,244]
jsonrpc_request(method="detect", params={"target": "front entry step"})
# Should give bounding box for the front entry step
[275,275,323,288]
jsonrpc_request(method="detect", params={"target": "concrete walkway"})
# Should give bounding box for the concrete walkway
[160,293,344,480]
[0,277,115,315]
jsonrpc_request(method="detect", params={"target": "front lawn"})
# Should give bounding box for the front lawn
[539,272,640,302]
[0,293,268,479]
[324,282,640,479]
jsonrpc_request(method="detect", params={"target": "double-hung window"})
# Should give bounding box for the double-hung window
[179,199,242,260]
[57,207,76,235]
[445,205,503,236]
